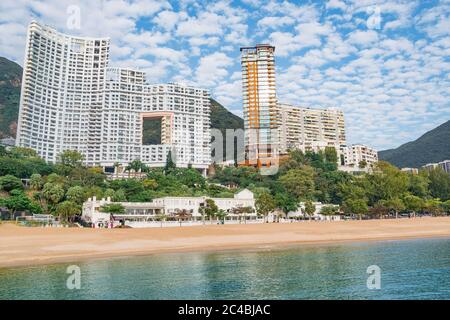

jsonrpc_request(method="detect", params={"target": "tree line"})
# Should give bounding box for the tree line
[211,148,450,219]
[1,146,450,223]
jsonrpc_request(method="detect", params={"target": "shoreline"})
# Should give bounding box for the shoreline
[2,217,450,268]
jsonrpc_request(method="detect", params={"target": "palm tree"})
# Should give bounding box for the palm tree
[216,209,228,224]
[126,160,149,178]
[154,212,167,227]
[113,162,120,179]
[232,206,254,224]
[174,209,192,226]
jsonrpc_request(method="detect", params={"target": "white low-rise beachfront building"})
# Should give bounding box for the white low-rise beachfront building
[286,202,341,221]
[82,189,257,228]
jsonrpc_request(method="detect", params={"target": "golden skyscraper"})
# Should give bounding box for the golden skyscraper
[240,44,278,167]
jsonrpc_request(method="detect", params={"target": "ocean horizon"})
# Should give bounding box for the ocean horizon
[1,237,450,300]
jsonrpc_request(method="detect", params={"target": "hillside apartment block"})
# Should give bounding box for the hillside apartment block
[240,45,378,170]
[16,22,211,174]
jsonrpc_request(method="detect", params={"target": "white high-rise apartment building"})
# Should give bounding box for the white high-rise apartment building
[422,160,450,174]
[16,22,211,172]
[277,103,346,154]
[341,144,378,168]
[17,21,110,163]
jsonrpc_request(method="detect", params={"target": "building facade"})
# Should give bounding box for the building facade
[439,160,450,174]
[101,67,211,171]
[240,44,278,167]
[16,21,110,163]
[277,103,346,155]
[82,189,256,228]
[401,167,419,174]
[16,22,211,172]
[422,160,450,174]
[341,144,378,168]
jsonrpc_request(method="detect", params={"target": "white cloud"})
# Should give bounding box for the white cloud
[195,52,233,86]
[176,12,224,37]
[326,0,347,11]
[257,16,295,30]
[347,30,379,46]
[153,10,187,31]
[0,0,448,150]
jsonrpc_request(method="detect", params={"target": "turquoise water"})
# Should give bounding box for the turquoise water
[1,238,450,299]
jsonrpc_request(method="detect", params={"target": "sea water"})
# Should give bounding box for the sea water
[1,237,449,299]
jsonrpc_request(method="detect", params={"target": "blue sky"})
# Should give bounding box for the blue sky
[0,0,449,150]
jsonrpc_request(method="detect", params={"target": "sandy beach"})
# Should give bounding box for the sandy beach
[1,217,450,268]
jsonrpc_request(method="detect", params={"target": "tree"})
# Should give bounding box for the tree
[109,179,145,200]
[369,201,389,219]
[46,173,66,185]
[279,149,312,174]
[342,198,368,220]
[113,162,121,179]
[29,173,44,190]
[0,146,7,157]
[408,172,429,198]
[171,168,205,188]
[126,159,148,177]
[367,161,409,204]
[442,200,450,215]
[103,188,116,199]
[304,200,316,220]
[279,167,315,201]
[359,160,367,169]
[66,186,86,205]
[255,192,276,222]
[1,190,32,220]
[428,168,450,201]
[274,192,298,215]
[143,178,158,190]
[216,209,228,224]
[403,194,424,218]
[315,170,352,204]
[380,197,405,219]
[112,189,127,202]
[42,183,65,207]
[100,203,126,214]
[199,198,218,223]
[0,175,23,192]
[55,201,80,223]
[231,206,254,223]
[424,199,444,216]
[100,203,126,222]
[8,147,37,159]
[164,150,176,174]
[57,150,84,168]
[324,147,338,164]
[320,205,339,216]
[69,166,105,187]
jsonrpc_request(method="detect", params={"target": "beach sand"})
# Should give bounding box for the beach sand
[1,217,450,268]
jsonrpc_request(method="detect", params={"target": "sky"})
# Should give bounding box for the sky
[0,0,449,150]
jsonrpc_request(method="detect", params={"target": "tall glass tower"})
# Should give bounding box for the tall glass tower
[240,44,278,167]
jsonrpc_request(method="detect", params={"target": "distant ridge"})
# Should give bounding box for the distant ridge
[379,120,450,168]
[0,57,22,138]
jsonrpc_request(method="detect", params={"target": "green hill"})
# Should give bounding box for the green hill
[0,57,22,138]
[379,120,450,168]
[210,97,244,133]
[210,98,244,163]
